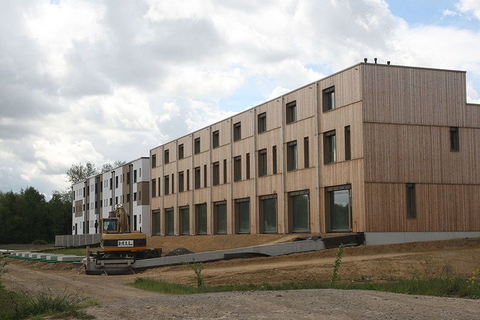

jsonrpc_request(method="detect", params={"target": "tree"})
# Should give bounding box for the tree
[66,162,98,184]
[101,160,127,173]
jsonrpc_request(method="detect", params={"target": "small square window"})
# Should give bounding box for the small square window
[323,86,335,112]
[194,138,201,154]
[213,130,219,148]
[258,112,266,133]
[286,101,297,124]
[234,122,241,141]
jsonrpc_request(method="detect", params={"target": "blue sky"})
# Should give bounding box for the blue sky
[0,0,479,197]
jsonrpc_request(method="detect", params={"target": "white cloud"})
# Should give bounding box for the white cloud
[1,0,480,197]
[442,9,458,17]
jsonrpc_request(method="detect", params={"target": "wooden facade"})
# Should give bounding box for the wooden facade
[150,63,480,236]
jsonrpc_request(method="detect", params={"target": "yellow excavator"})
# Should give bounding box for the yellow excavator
[92,205,160,272]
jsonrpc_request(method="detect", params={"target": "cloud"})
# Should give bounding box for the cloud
[442,9,458,17]
[1,0,480,198]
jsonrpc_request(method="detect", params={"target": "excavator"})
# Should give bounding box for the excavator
[88,205,160,274]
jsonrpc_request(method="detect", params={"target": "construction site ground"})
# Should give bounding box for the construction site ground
[2,236,480,319]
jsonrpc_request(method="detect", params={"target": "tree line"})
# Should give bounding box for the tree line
[0,161,125,244]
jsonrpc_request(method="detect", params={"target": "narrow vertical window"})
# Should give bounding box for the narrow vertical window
[234,122,242,141]
[186,169,190,191]
[194,167,201,189]
[234,156,242,181]
[152,154,156,168]
[406,183,416,219]
[450,127,459,152]
[164,175,169,195]
[345,126,351,160]
[287,141,297,171]
[164,149,169,164]
[194,138,200,154]
[178,144,184,159]
[258,149,267,177]
[272,146,277,174]
[258,112,267,133]
[171,173,174,194]
[158,177,161,196]
[213,162,220,186]
[179,171,184,192]
[286,101,297,124]
[246,153,250,179]
[323,86,335,112]
[203,164,207,188]
[212,130,219,148]
[223,159,227,184]
[324,130,336,164]
[151,179,156,197]
[304,137,309,168]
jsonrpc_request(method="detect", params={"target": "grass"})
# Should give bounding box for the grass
[42,248,99,256]
[129,276,480,299]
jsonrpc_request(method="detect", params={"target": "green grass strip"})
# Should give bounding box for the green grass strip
[129,277,480,299]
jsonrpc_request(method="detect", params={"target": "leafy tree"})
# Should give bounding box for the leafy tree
[101,160,127,173]
[66,162,98,184]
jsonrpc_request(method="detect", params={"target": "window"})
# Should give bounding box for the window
[273,146,277,174]
[194,167,201,189]
[287,140,297,171]
[214,201,227,234]
[234,156,242,181]
[223,159,227,184]
[153,210,160,235]
[258,112,266,133]
[139,168,141,177]
[179,206,189,235]
[260,195,277,233]
[115,176,119,188]
[171,173,175,194]
[324,130,336,164]
[164,149,169,164]
[235,198,250,234]
[345,126,351,160]
[233,122,241,141]
[157,177,161,196]
[450,127,459,151]
[195,204,207,235]
[213,162,220,186]
[286,101,297,124]
[258,149,267,177]
[126,173,130,185]
[304,137,309,168]
[164,175,170,195]
[110,178,112,190]
[194,138,200,154]
[178,144,184,159]
[406,183,416,219]
[326,185,351,232]
[323,86,335,111]
[186,169,190,191]
[151,155,156,168]
[179,171,184,192]
[212,130,219,148]
[289,190,309,232]
[165,208,174,236]
[152,179,156,197]
[134,170,137,183]
[133,193,136,202]
[246,153,250,179]
[203,165,207,188]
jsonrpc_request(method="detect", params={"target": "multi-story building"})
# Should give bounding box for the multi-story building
[149,62,480,242]
[71,157,151,236]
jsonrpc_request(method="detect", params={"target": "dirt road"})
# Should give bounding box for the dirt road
[3,238,480,319]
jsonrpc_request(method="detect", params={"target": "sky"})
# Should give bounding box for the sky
[1,0,480,198]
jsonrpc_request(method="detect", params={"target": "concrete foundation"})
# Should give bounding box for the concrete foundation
[365,232,480,245]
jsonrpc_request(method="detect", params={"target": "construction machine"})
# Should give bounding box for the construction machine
[88,205,160,274]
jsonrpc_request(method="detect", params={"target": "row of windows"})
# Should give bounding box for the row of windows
[152,88,337,168]
[152,191,310,236]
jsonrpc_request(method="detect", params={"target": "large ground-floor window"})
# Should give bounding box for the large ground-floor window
[214,201,227,234]
[179,206,190,235]
[152,210,160,235]
[326,185,351,232]
[165,208,174,236]
[195,204,207,235]
[235,198,250,234]
[288,190,310,232]
[260,195,277,233]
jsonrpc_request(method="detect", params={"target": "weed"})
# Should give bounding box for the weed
[190,261,205,288]
[330,243,344,288]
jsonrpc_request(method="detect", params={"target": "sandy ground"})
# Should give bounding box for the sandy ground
[2,238,480,319]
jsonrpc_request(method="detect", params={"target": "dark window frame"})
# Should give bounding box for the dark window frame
[164,149,169,164]
[258,112,267,133]
[194,167,201,189]
[287,140,297,171]
[324,130,336,164]
[273,146,277,174]
[223,159,227,184]
[212,130,220,148]
[258,148,267,177]
[450,127,459,152]
[322,86,335,112]
[179,171,184,192]
[286,101,297,124]
[164,175,170,195]
[151,154,156,168]
[213,162,220,186]
[246,153,250,179]
[178,144,184,159]
[233,122,242,141]
[194,137,201,154]
[234,156,242,182]
[345,126,351,160]
[304,137,309,168]
[406,183,416,219]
